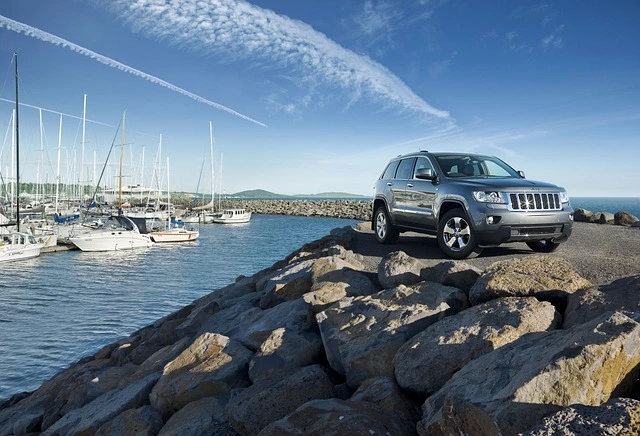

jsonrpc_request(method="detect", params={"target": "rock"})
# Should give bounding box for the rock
[95,405,164,436]
[573,208,593,222]
[522,397,640,435]
[468,255,592,306]
[317,281,468,388]
[248,328,324,384]
[350,376,420,433]
[259,398,412,435]
[354,221,370,232]
[226,365,335,435]
[158,396,228,436]
[615,211,640,226]
[395,297,561,395]
[118,337,192,388]
[378,250,428,288]
[149,333,253,417]
[257,259,315,309]
[420,260,483,292]
[564,276,640,329]
[593,211,615,224]
[42,373,160,435]
[418,312,640,435]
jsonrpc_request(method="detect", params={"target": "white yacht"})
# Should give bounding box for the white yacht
[212,208,251,224]
[0,232,45,263]
[69,215,154,252]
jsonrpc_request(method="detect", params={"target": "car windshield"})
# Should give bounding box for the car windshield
[434,154,520,178]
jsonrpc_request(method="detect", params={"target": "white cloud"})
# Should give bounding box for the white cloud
[542,25,565,49]
[0,14,267,127]
[354,0,402,35]
[103,0,450,120]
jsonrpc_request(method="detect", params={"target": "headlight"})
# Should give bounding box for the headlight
[473,191,505,203]
[559,191,570,203]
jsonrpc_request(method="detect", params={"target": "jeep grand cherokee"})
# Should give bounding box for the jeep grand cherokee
[372,151,574,259]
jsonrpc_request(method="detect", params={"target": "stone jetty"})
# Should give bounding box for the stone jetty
[2,225,640,435]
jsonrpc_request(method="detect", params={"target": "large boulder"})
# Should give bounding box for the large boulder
[149,333,253,417]
[258,398,413,436]
[257,259,315,309]
[304,267,379,313]
[395,297,561,395]
[226,365,335,435]
[564,276,640,329]
[420,260,483,293]
[522,397,640,435]
[418,312,640,435]
[574,208,593,222]
[593,211,615,224]
[317,281,468,388]
[378,251,428,288]
[248,328,324,384]
[42,373,160,435]
[157,396,229,436]
[468,255,592,306]
[95,405,164,436]
[615,211,639,226]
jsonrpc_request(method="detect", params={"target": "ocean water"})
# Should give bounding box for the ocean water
[571,197,640,219]
[0,214,358,403]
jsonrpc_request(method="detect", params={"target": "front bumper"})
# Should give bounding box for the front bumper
[471,204,574,246]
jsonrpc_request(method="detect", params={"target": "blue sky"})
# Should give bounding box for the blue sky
[0,0,638,197]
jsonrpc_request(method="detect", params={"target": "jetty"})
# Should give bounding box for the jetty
[1,218,639,434]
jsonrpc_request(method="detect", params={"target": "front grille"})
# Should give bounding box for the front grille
[509,192,562,211]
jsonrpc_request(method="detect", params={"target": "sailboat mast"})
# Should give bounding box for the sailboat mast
[55,114,62,215]
[209,121,215,214]
[118,112,125,213]
[14,53,20,231]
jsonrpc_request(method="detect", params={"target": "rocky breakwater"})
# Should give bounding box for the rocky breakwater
[215,199,372,221]
[2,226,640,435]
[574,208,640,227]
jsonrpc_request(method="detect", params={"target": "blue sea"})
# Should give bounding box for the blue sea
[571,197,640,219]
[0,214,358,403]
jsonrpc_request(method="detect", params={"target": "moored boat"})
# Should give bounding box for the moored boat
[150,220,199,243]
[0,232,44,262]
[69,215,154,252]
[212,208,251,224]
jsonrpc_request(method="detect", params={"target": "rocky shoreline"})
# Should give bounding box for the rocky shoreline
[2,223,640,435]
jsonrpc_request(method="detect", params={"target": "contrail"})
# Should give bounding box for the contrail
[0,14,267,128]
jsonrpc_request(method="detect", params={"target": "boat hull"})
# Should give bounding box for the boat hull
[150,230,199,243]
[69,233,154,252]
[0,233,44,262]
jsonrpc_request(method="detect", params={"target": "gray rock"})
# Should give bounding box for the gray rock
[573,208,593,222]
[395,297,561,395]
[317,281,468,388]
[420,260,483,292]
[42,372,160,435]
[469,255,592,306]
[615,211,640,226]
[522,397,640,435]
[226,365,335,435]
[95,405,164,436]
[158,396,228,436]
[378,250,426,288]
[149,333,253,417]
[418,312,640,435]
[593,211,615,224]
[248,328,324,384]
[564,275,640,329]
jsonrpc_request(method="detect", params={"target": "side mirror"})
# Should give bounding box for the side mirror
[517,170,525,178]
[416,168,437,180]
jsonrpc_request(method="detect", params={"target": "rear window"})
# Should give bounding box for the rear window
[381,160,400,180]
[395,158,416,180]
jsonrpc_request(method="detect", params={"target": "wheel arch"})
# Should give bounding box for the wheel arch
[372,198,390,230]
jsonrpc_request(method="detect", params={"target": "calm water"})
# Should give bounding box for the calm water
[0,214,357,402]
[572,197,640,219]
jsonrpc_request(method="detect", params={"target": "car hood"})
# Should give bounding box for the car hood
[449,177,564,191]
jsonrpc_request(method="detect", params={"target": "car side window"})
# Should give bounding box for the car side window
[395,158,416,180]
[413,157,433,178]
[381,160,400,180]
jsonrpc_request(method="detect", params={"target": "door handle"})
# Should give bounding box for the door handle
[407,183,414,188]
[387,182,392,186]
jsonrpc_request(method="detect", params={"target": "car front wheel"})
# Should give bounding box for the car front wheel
[374,206,399,244]
[437,209,481,259]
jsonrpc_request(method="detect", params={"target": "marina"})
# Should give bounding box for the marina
[0,214,358,403]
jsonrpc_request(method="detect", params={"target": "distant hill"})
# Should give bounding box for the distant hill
[228,189,368,199]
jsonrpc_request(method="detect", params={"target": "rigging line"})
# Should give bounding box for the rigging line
[0,97,114,128]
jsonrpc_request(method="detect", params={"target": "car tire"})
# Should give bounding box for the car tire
[374,206,399,244]
[526,240,561,253]
[437,209,482,259]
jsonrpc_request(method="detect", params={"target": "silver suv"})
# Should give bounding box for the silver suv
[372,151,574,259]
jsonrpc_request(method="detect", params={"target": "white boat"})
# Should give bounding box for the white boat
[150,220,199,243]
[212,208,251,224]
[69,215,154,252]
[0,232,45,262]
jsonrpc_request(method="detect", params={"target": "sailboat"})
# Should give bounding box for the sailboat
[0,53,44,263]
[149,157,199,243]
[69,112,154,252]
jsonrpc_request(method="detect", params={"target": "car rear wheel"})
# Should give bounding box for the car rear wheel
[437,209,482,259]
[526,240,561,252]
[374,206,399,244]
